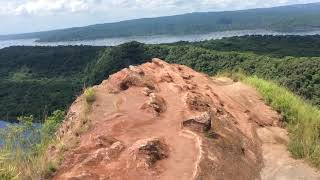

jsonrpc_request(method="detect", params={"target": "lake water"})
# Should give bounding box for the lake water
[1,29,320,49]
[0,120,9,129]
[0,120,9,144]
[0,120,41,129]
[0,120,41,146]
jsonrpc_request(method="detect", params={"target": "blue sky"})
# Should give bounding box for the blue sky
[0,0,319,35]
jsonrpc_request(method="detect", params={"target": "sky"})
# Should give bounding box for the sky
[0,0,319,35]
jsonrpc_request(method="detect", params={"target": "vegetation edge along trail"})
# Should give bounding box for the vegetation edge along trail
[237,74,320,168]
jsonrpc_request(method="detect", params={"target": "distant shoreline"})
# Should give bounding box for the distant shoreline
[1,29,320,49]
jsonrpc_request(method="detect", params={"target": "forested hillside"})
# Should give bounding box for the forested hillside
[1,3,320,42]
[179,35,320,57]
[1,35,319,121]
[0,46,104,121]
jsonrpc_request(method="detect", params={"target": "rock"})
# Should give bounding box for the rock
[141,87,153,96]
[183,83,197,90]
[119,74,146,90]
[159,72,174,83]
[106,69,155,93]
[129,65,144,75]
[181,74,194,80]
[149,93,166,112]
[54,59,287,180]
[141,93,166,116]
[129,138,168,168]
[152,58,168,67]
[183,111,212,132]
[68,171,99,180]
[107,141,125,159]
[82,141,125,166]
[185,92,212,112]
[94,135,118,148]
[82,148,107,166]
[168,84,183,93]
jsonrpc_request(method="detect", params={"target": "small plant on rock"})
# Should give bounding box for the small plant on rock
[84,87,96,104]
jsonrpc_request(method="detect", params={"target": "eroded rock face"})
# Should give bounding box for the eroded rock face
[183,112,212,132]
[105,68,156,93]
[82,141,125,166]
[140,93,167,116]
[185,92,213,112]
[129,138,168,168]
[52,58,282,180]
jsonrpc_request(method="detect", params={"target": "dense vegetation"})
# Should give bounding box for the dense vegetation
[0,46,104,121]
[1,3,320,42]
[180,35,320,57]
[1,35,320,121]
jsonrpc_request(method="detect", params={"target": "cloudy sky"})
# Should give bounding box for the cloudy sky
[0,0,319,35]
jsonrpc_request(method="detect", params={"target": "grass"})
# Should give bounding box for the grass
[0,110,65,179]
[0,86,96,179]
[216,70,246,82]
[75,87,96,136]
[0,153,19,179]
[244,76,320,168]
[84,87,96,104]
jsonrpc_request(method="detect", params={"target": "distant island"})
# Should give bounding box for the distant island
[1,2,320,42]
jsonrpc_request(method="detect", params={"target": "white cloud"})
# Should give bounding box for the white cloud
[0,0,191,16]
[197,0,320,11]
[0,0,96,15]
[0,0,320,34]
[1,0,319,16]
[14,0,90,15]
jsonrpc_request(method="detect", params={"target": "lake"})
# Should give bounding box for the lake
[0,120,9,129]
[0,120,41,145]
[1,29,320,49]
[0,120,9,144]
[0,120,41,129]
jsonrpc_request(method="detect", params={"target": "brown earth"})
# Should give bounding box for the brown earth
[49,59,320,180]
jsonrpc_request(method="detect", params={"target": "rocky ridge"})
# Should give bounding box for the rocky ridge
[49,59,320,180]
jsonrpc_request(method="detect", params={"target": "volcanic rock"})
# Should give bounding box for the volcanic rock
[51,58,292,180]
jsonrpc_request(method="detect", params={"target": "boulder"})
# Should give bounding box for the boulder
[129,138,168,168]
[183,111,212,132]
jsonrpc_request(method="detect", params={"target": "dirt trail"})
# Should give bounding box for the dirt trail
[51,59,320,180]
[212,77,320,180]
[258,127,320,180]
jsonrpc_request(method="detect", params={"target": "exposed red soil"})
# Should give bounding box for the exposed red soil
[50,59,313,180]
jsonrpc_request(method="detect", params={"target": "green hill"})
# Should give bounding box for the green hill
[0,46,104,121]
[1,3,320,42]
[0,35,319,120]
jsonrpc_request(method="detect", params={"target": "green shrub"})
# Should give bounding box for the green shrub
[84,87,96,104]
[41,110,65,139]
[217,70,246,82]
[244,76,320,168]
